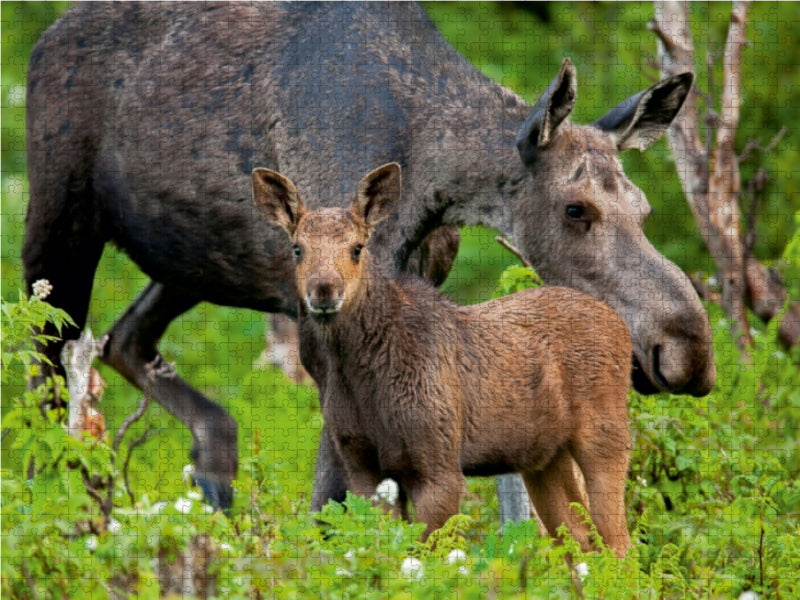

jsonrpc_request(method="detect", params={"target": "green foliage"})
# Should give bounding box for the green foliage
[781,211,800,302]
[492,265,542,298]
[1,286,74,383]
[3,271,799,597]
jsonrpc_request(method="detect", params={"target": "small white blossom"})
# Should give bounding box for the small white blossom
[447,549,469,574]
[446,549,467,563]
[108,518,122,533]
[174,497,193,514]
[32,279,53,300]
[371,479,399,505]
[187,490,203,501]
[575,562,589,580]
[334,568,353,577]
[152,501,168,513]
[85,535,98,552]
[400,557,424,580]
[738,592,759,600]
[344,549,355,560]
[220,542,232,553]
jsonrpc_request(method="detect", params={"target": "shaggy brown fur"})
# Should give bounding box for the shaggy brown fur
[254,163,633,556]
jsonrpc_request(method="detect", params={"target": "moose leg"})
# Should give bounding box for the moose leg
[101,281,237,510]
[522,449,593,552]
[22,223,106,393]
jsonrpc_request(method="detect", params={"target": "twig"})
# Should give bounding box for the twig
[113,396,151,453]
[738,126,787,163]
[494,236,533,268]
[122,426,165,505]
[744,168,768,258]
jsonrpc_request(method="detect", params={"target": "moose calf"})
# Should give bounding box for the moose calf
[253,163,633,556]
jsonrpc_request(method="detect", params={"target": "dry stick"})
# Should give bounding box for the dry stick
[122,427,165,506]
[494,236,534,270]
[111,395,155,506]
[113,396,151,453]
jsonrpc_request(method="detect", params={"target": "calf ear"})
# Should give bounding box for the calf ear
[353,163,402,231]
[516,57,577,164]
[594,71,694,151]
[252,168,305,235]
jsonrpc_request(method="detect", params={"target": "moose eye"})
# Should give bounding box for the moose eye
[293,245,302,258]
[352,244,364,261]
[565,204,585,220]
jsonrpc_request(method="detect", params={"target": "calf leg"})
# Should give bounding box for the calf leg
[522,449,593,552]
[310,426,348,511]
[101,281,237,510]
[572,423,631,557]
[409,471,465,540]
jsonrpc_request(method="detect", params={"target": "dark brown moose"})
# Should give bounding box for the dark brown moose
[254,163,633,556]
[24,3,714,512]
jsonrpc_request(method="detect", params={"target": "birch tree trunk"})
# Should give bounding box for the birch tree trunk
[650,1,800,351]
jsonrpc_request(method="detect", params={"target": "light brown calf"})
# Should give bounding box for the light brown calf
[253,163,633,556]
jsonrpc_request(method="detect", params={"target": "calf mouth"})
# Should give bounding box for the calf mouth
[306,301,343,324]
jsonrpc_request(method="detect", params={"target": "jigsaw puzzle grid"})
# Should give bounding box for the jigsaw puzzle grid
[2,2,798,598]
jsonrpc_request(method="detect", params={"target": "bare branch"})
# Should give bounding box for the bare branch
[122,426,165,505]
[113,396,151,454]
[494,236,533,269]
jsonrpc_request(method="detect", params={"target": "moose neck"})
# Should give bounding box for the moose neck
[368,92,531,275]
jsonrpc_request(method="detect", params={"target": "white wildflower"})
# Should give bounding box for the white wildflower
[85,535,98,552]
[446,549,467,564]
[575,562,589,580]
[32,279,53,300]
[152,501,168,513]
[447,549,469,574]
[108,518,122,533]
[344,549,355,560]
[220,542,232,553]
[335,568,353,577]
[174,497,193,514]
[400,557,424,580]
[187,490,203,502]
[738,592,759,600]
[371,478,399,505]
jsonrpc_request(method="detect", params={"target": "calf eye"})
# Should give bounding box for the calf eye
[352,244,364,261]
[293,245,302,258]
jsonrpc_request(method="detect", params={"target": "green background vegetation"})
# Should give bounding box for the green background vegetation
[2,2,799,598]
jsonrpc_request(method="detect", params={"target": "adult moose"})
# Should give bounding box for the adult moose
[24,3,715,514]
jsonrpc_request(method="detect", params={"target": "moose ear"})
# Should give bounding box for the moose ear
[352,163,402,230]
[516,57,577,165]
[594,71,694,151]
[252,168,305,236]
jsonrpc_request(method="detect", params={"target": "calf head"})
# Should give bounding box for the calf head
[513,59,715,396]
[253,164,401,323]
